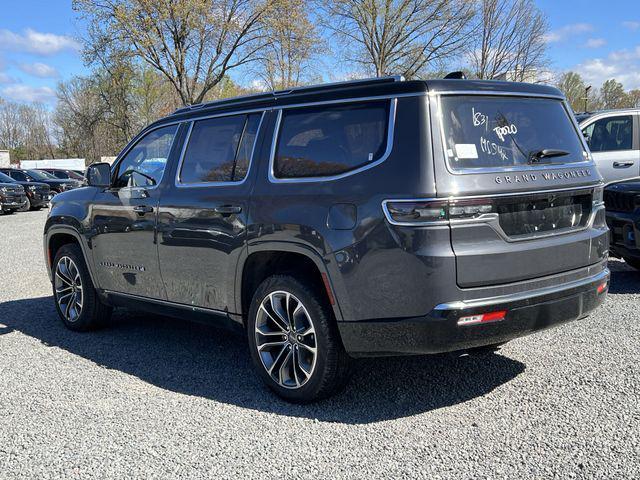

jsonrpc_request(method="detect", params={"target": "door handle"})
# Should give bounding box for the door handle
[214,205,242,215]
[133,205,154,215]
[613,161,634,168]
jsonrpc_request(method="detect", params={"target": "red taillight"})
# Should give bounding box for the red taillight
[383,198,495,225]
[457,310,507,326]
[597,281,608,294]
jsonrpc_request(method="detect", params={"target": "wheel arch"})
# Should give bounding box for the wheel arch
[236,243,343,325]
[44,225,98,288]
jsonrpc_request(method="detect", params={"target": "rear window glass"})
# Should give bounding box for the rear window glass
[274,101,390,178]
[441,96,586,170]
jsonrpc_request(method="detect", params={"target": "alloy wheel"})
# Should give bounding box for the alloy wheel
[54,256,83,322]
[254,291,317,389]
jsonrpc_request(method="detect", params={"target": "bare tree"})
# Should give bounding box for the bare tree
[321,0,476,79]
[470,0,548,82]
[255,0,322,90]
[74,0,272,106]
[0,100,55,161]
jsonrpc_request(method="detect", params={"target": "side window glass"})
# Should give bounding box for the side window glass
[584,116,633,152]
[114,125,178,188]
[179,114,251,184]
[11,171,27,181]
[274,101,390,178]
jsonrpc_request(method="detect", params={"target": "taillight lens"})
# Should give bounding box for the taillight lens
[592,185,604,206]
[384,199,495,225]
[448,199,495,219]
[384,200,448,224]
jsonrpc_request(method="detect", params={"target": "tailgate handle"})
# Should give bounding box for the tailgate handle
[214,205,242,215]
[613,161,634,168]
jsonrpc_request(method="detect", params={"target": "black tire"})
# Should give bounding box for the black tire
[623,257,640,270]
[2,208,15,215]
[19,197,31,212]
[247,275,352,403]
[52,243,112,331]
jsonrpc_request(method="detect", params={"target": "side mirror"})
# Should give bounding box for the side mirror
[86,162,112,188]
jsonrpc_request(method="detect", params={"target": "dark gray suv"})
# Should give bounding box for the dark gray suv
[44,77,610,402]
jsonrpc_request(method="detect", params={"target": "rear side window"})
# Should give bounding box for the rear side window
[582,115,633,152]
[179,113,262,184]
[273,101,390,178]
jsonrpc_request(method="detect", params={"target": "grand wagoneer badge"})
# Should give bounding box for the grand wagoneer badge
[495,169,594,184]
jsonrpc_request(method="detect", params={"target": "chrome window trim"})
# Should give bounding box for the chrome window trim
[432,92,593,175]
[174,111,266,188]
[111,122,181,192]
[433,268,609,311]
[268,98,398,183]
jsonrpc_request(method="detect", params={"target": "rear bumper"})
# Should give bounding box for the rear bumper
[28,191,51,207]
[338,268,609,357]
[606,210,640,260]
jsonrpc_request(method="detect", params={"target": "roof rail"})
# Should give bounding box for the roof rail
[272,75,404,96]
[171,75,405,116]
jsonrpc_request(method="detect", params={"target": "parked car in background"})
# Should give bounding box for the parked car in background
[603,180,640,269]
[0,172,26,214]
[45,77,610,402]
[0,168,81,195]
[0,170,51,211]
[39,168,86,184]
[577,109,640,185]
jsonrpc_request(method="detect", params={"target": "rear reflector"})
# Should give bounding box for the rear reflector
[597,281,608,294]
[457,310,507,326]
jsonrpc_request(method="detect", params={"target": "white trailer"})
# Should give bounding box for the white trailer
[20,158,86,171]
[0,150,9,167]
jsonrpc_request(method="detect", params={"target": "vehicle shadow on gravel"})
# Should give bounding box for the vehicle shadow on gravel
[606,259,640,295]
[0,296,528,424]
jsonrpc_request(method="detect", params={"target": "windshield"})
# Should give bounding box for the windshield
[0,172,15,183]
[440,95,587,171]
[27,169,56,180]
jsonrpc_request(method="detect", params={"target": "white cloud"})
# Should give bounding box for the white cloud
[622,21,640,31]
[19,62,58,78]
[544,23,594,44]
[1,84,56,103]
[575,46,640,89]
[0,28,80,55]
[585,38,606,49]
[0,72,15,84]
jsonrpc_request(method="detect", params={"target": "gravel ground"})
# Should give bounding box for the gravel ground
[0,209,638,479]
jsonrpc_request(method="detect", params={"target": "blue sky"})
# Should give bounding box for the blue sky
[1,0,639,106]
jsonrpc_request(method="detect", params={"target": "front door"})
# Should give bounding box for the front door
[90,124,180,299]
[157,112,264,312]
[582,114,640,185]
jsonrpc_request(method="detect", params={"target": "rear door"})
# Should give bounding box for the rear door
[430,92,607,287]
[156,111,264,312]
[581,113,640,185]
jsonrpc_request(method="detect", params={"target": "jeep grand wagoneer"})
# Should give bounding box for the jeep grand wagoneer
[44,77,609,402]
